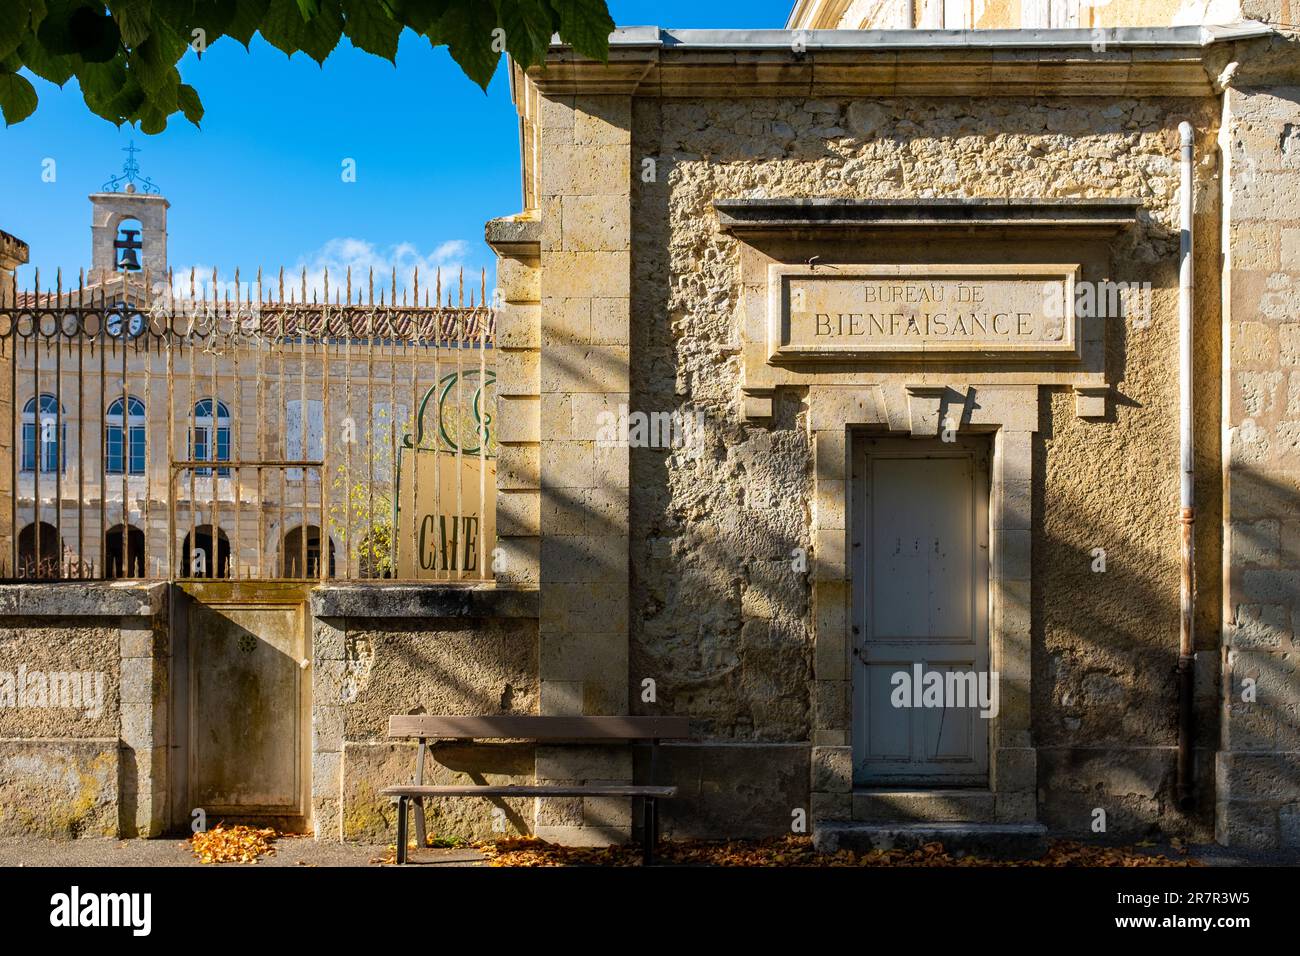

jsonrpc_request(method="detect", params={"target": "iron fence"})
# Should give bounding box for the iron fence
[0,266,497,583]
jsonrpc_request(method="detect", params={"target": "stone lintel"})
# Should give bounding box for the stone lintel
[716,198,1141,240]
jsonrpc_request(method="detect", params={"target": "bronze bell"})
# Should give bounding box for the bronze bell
[114,229,142,271]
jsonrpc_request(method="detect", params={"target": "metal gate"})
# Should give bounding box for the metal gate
[0,265,497,583]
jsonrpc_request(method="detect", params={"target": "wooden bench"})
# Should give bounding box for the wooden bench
[382,715,690,865]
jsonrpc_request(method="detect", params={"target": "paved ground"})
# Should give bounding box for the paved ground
[0,835,486,867]
[0,836,1295,868]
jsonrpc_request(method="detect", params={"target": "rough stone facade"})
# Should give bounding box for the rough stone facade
[623,93,1224,841]
[1218,48,1300,847]
[482,20,1300,850]
[0,583,167,838]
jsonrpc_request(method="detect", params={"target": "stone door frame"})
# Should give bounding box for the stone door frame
[810,382,1038,825]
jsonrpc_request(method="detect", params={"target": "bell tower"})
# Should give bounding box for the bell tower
[90,141,169,279]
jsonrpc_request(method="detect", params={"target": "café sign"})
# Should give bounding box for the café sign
[767,263,1081,361]
[395,449,495,579]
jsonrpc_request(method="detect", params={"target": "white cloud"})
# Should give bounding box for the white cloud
[169,238,486,305]
[293,237,481,306]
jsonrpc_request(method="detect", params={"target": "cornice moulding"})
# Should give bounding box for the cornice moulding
[523,23,1279,98]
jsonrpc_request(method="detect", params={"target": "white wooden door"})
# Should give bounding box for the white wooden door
[852,436,990,786]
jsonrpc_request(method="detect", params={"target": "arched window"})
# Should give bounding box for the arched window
[189,399,231,477]
[105,524,145,579]
[281,525,336,579]
[106,396,146,475]
[21,394,65,474]
[180,525,230,578]
[17,521,64,578]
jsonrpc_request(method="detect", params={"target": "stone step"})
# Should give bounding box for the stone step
[814,821,1049,859]
[852,789,995,823]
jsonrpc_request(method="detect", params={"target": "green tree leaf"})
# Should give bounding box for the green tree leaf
[341,0,400,62]
[109,0,154,47]
[435,0,500,90]
[0,70,38,124]
[498,0,553,72]
[0,1,34,62]
[381,0,451,36]
[261,0,342,62]
[18,32,77,85]
[4,0,612,128]
[549,0,611,63]
[176,80,203,123]
[130,16,186,93]
[80,58,145,124]
[200,0,272,47]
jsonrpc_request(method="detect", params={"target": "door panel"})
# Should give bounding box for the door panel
[183,586,311,825]
[852,436,990,786]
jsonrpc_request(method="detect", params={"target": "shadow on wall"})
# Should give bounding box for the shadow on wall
[618,94,1226,840]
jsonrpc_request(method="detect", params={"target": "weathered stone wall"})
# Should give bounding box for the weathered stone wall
[1218,72,1300,848]
[626,94,1224,839]
[0,616,120,837]
[314,604,540,843]
[0,583,167,838]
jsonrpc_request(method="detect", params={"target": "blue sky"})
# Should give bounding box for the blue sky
[2,1,792,297]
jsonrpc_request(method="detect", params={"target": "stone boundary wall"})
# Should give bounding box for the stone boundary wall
[0,582,167,838]
[309,586,541,843]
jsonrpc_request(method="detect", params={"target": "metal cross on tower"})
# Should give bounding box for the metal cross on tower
[102,140,162,194]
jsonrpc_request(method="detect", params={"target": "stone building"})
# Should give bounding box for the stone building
[2,1,1299,852]
[481,0,1300,850]
[4,178,495,583]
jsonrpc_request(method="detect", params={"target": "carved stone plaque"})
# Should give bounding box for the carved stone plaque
[767,263,1080,361]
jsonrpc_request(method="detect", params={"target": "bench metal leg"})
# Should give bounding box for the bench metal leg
[652,795,660,854]
[414,797,427,850]
[396,796,409,865]
[642,797,658,866]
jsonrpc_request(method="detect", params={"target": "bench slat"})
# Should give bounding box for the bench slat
[387,715,690,741]
[382,784,677,798]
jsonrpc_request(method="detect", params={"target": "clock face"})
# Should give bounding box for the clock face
[107,311,146,339]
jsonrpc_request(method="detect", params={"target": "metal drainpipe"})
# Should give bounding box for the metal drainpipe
[1176,120,1196,811]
